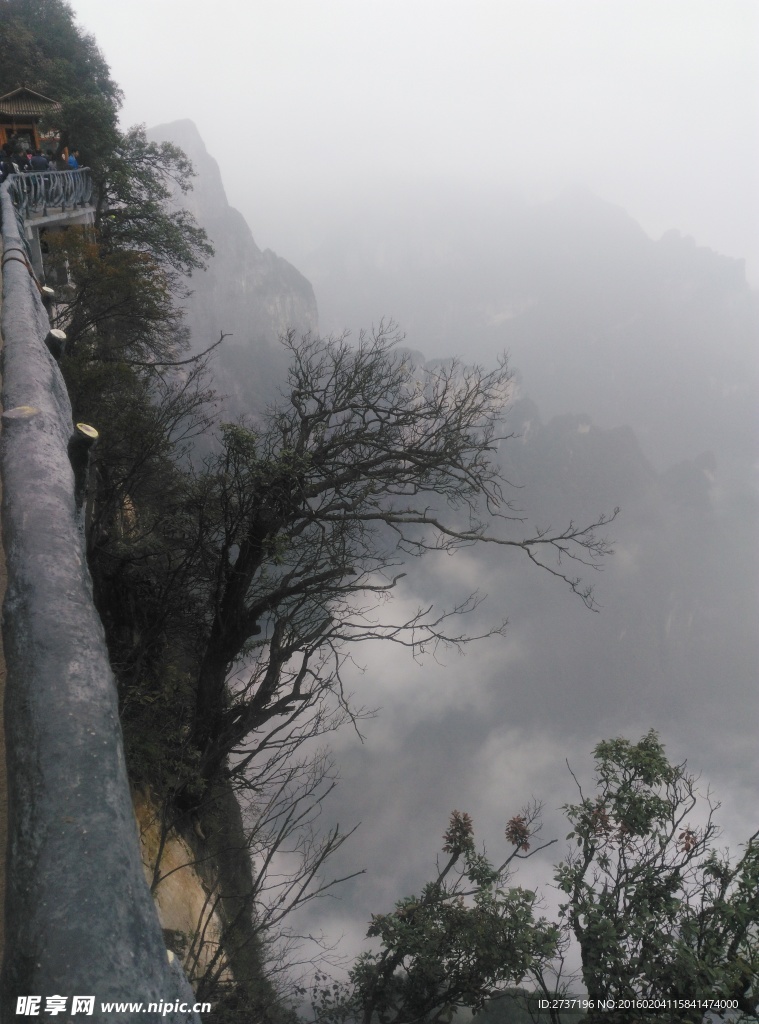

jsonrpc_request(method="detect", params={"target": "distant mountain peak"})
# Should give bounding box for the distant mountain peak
[146,120,318,415]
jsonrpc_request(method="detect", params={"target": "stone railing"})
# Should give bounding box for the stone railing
[0,181,199,1021]
[5,167,93,219]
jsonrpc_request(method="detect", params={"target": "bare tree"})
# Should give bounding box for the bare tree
[146,749,362,1015]
[188,324,617,784]
[116,323,615,1013]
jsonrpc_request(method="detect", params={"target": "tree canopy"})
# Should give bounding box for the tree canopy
[310,734,758,1024]
[556,731,759,1022]
[0,0,121,158]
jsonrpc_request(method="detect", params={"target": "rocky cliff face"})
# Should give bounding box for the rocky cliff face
[133,790,229,984]
[146,119,318,416]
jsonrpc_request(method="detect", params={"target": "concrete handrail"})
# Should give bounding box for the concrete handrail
[0,182,200,1021]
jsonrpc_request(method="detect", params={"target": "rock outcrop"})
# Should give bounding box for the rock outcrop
[147,120,318,417]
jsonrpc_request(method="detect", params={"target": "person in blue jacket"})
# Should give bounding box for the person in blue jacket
[67,149,80,168]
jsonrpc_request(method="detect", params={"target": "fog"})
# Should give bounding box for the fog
[66,0,759,990]
[68,0,759,283]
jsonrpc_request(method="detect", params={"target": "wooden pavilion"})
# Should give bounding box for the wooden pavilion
[0,86,61,152]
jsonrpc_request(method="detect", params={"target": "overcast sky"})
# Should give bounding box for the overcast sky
[67,0,759,283]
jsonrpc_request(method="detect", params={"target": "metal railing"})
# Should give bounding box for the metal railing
[5,167,93,219]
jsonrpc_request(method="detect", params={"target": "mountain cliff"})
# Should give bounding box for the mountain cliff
[147,119,318,415]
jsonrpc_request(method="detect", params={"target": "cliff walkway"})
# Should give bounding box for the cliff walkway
[0,174,199,1021]
[2,168,94,278]
[4,167,93,219]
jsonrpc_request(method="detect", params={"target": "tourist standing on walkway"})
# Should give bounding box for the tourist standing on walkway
[30,150,49,171]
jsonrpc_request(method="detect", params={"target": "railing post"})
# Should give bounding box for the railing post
[26,223,44,280]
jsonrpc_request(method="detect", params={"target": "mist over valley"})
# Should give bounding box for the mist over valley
[147,117,759,971]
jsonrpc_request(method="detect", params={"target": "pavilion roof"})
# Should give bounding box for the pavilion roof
[0,87,62,118]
